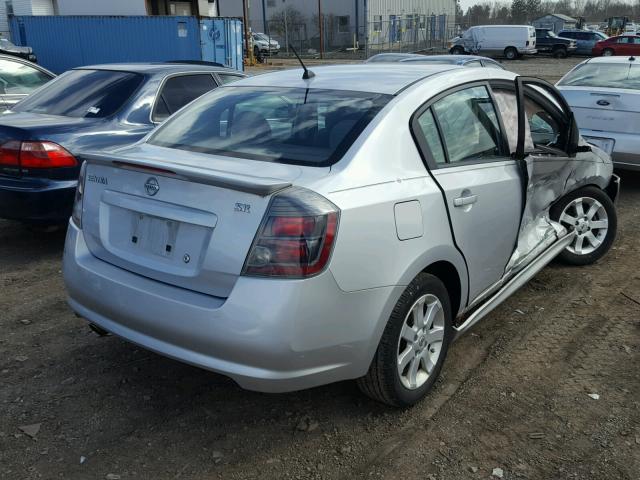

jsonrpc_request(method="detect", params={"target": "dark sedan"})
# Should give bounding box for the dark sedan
[366,53,505,69]
[0,62,245,224]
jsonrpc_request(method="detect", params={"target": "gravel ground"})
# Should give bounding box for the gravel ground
[1,57,638,480]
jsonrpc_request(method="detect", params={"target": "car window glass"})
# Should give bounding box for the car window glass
[559,63,640,90]
[153,74,217,122]
[491,89,533,154]
[465,60,482,68]
[431,86,503,163]
[12,69,143,118]
[560,31,574,38]
[148,86,391,166]
[525,96,562,149]
[416,108,446,164]
[0,59,51,95]
[218,74,243,85]
[618,37,630,43]
[634,37,640,44]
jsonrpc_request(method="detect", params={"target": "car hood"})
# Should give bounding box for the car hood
[0,44,32,54]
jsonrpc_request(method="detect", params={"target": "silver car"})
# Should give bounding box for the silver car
[557,56,640,170]
[63,64,619,406]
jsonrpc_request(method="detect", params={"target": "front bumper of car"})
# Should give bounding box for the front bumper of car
[63,220,403,392]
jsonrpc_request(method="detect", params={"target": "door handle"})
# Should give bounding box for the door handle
[453,194,478,207]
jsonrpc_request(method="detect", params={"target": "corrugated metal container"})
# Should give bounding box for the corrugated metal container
[9,15,244,74]
[200,18,244,71]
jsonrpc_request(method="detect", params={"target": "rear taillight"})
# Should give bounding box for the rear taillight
[243,188,339,278]
[0,140,76,169]
[0,141,21,166]
[71,161,86,228]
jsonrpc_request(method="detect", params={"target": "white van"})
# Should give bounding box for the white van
[450,25,537,59]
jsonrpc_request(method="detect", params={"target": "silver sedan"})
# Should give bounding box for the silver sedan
[557,56,640,170]
[63,64,619,407]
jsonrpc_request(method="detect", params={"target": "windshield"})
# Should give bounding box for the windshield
[148,86,391,166]
[13,69,143,117]
[0,58,51,94]
[254,33,270,41]
[559,63,640,90]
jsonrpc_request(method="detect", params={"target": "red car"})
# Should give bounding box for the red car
[592,35,640,56]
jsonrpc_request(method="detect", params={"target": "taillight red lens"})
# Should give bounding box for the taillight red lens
[0,141,21,166]
[243,188,339,278]
[19,141,77,168]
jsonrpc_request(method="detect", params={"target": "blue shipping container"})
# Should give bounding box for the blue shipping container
[9,15,244,74]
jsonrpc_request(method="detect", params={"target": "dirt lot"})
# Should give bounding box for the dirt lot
[1,57,638,480]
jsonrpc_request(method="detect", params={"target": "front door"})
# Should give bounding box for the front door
[412,85,523,301]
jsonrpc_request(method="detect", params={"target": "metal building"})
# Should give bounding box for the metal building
[532,14,578,33]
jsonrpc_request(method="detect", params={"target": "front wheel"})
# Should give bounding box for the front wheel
[357,273,453,407]
[450,46,465,55]
[550,186,617,266]
[553,46,568,58]
[504,47,518,60]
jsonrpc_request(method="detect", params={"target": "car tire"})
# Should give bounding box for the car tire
[550,186,617,266]
[253,46,260,58]
[504,47,518,60]
[357,273,453,407]
[602,48,614,56]
[450,46,465,55]
[553,46,568,58]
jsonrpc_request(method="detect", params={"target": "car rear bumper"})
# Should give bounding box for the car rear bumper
[520,47,538,55]
[580,128,640,171]
[63,221,401,392]
[0,176,76,223]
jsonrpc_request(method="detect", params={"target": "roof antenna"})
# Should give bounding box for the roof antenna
[289,43,315,79]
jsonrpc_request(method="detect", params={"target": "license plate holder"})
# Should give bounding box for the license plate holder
[131,212,179,258]
[584,136,615,155]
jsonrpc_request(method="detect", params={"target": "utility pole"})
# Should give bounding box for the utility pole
[318,0,323,59]
[243,0,254,65]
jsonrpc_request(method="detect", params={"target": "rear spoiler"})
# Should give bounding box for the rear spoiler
[79,152,292,197]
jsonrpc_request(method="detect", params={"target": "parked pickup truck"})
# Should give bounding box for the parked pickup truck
[535,29,577,57]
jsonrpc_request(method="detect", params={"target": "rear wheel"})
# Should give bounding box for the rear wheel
[450,46,465,55]
[602,48,614,56]
[357,273,453,407]
[504,47,518,60]
[550,187,617,265]
[553,46,568,58]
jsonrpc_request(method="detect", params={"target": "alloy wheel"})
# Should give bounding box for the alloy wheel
[397,294,445,390]
[559,196,609,255]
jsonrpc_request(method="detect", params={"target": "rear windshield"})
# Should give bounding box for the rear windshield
[148,86,391,166]
[13,69,143,118]
[558,63,640,90]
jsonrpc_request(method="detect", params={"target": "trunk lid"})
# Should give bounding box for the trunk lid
[0,112,97,177]
[560,86,640,135]
[80,145,328,298]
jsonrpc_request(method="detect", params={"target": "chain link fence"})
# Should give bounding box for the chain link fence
[250,14,459,61]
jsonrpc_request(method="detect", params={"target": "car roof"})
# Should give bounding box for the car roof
[585,56,639,64]
[230,64,462,95]
[0,54,55,76]
[75,62,238,75]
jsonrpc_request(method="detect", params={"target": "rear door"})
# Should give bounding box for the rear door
[412,84,522,301]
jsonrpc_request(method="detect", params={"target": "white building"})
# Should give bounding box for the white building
[1,0,220,38]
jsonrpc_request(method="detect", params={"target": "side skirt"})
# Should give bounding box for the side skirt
[453,230,577,340]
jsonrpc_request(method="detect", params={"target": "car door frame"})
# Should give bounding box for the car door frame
[409,80,524,305]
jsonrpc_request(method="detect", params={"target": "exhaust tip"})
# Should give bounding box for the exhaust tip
[88,323,111,337]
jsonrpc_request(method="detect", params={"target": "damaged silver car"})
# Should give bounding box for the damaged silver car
[63,64,619,407]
